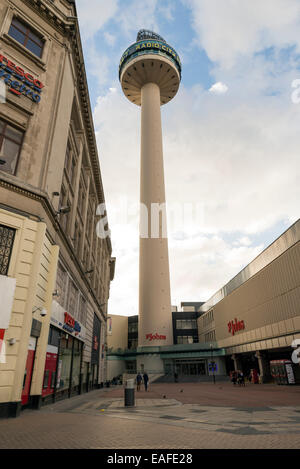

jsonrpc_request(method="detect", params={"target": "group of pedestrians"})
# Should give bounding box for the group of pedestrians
[230,368,260,386]
[230,370,245,386]
[136,372,149,391]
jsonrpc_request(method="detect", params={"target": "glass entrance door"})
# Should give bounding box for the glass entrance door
[175,360,207,376]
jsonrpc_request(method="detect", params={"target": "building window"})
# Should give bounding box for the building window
[128,322,138,334]
[203,310,214,327]
[8,17,44,58]
[56,263,68,308]
[177,336,195,344]
[176,319,197,330]
[204,330,216,343]
[78,295,87,325]
[67,279,78,316]
[0,120,24,175]
[0,225,16,275]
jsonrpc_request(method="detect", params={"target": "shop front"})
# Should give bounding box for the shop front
[41,301,86,404]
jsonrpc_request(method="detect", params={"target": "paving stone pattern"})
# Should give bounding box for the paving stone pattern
[0,383,300,449]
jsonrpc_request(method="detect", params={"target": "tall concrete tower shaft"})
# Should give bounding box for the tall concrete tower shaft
[119,30,181,350]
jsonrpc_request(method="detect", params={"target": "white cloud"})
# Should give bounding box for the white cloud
[158,2,176,22]
[76,0,118,38]
[94,75,300,315]
[234,237,252,247]
[169,235,263,305]
[116,0,159,38]
[104,32,117,47]
[183,0,300,68]
[209,82,228,94]
[84,44,110,88]
[85,1,300,316]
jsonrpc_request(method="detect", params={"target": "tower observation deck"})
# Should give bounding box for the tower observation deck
[119,31,181,360]
[119,29,181,106]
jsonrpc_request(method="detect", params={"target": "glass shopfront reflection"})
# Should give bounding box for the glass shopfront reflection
[58,335,73,392]
[54,330,83,398]
[71,339,82,393]
[175,360,207,376]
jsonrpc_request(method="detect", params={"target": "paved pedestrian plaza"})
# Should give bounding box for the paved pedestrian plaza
[0,383,299,449]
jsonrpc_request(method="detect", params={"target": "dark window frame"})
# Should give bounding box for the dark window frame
[0,224,16,275]
[0,120,24,176]
[8,17,44,58]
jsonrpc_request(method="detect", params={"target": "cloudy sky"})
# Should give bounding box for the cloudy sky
[76,0,300,316]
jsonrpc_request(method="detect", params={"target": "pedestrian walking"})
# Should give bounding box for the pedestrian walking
[237,371,245,387]
[174,371,178,383]
[230,370,237,386]
[143,372,149,391]
[136,372,142,391]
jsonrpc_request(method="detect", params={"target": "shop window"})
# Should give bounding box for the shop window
[8,17,44,58]
[0,224,16,275]
[48,326,60,347]
[43,370,50,389]
[50,372,56,389]
[58,336,73,391]
[0,120,24,175]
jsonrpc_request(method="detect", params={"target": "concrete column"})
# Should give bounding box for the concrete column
[231,354,242,371]
[139,82,173,347]
[255,351,271,383]
[30,244,59,396]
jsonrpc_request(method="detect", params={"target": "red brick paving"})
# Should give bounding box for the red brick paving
[0,383,299,449]
[105,381,300,407]
[0,411,299,449]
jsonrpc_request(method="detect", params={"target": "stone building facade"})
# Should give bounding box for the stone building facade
[0,0,115,418]
[198,219,300,382]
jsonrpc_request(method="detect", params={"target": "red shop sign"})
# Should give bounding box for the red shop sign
[146,333,166,341]
[228,319,245,336]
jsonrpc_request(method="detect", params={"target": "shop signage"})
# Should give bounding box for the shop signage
[93,335,99,351]
[208,362,218,372]
[51,301,86,341]
[0,53,44,103]
[0,329,5,359]
[119,39,181,76]
[228,319,245,336]
[285,363,295,384]
[63,312,81,336]
[146,333,166,341]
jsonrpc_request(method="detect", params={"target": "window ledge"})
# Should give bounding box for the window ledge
[1,33,46,72]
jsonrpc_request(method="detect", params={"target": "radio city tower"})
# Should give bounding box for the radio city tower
[119,30,181,361]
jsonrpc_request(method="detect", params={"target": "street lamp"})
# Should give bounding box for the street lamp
[210,343,216,384]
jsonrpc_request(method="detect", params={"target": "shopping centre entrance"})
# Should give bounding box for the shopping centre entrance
[174,359,207,376]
